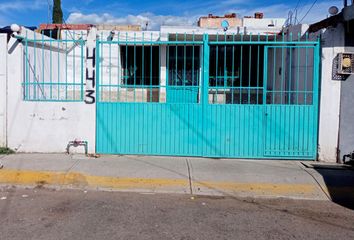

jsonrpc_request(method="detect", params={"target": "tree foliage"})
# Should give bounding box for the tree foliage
[52,0,63,24]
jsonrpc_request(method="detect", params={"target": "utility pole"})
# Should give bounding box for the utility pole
[52,0,63,24]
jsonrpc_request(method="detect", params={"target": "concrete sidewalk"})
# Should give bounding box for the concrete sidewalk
[0,153,353,202]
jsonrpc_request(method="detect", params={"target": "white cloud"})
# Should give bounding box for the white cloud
[238,0,343,24]
[67,12,198,30]
[66,0,344,30]
[0,0,46,12]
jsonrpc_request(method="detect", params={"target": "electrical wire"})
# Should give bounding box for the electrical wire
[294,0,302,10]
[61,10,77,41]
[299,0,319,23]
[286,0,302,26]
[293,0,302,24]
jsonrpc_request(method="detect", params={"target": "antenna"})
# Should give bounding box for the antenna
[294,9,298,24]
[286,10,294,26]
[144,22,149,31]
[328,6,339,16]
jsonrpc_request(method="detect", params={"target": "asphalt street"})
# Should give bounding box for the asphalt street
[0,187,354,240]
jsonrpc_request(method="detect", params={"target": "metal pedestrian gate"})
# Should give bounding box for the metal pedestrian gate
[96,32,320,159]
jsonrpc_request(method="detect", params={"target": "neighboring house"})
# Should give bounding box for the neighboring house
[0,7,352,162]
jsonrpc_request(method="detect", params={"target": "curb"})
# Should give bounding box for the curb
[0,168,338,200]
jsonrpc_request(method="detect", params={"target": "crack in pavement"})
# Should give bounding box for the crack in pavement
[185,158,193,195]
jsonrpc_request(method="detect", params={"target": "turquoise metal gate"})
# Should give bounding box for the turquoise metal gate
[96,32,320,159]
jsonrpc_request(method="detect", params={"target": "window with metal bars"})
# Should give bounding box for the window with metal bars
[166,46,201,103]
[120,46,160,86]
[22,34,85,102]
[265,46,314,105]
[208,44,265,104]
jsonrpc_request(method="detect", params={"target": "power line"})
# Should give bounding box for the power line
[62,16,76,41]
[286,0,302,26]
[294,0,302,12]
[293,0,301,24]
[62,10,82,42]
[299,0,319,23]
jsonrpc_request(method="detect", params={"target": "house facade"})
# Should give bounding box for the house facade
[0,8,352,162]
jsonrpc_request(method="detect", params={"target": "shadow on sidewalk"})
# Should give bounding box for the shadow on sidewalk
[313,167,354,210]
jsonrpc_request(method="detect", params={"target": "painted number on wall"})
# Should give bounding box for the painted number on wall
[85,47,96,104]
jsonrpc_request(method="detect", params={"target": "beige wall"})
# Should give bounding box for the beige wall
[198,18,242,28]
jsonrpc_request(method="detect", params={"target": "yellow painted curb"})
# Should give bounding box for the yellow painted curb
[0,169,189,190]
[0,168,327,197]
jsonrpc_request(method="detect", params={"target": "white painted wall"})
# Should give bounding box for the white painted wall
[5,29,95,153]
[0,34,7,147]
[161,20,285,35]
[317,25,345,162]
[243,18,286,33]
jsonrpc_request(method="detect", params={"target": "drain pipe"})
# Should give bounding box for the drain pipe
[66,140,88,155]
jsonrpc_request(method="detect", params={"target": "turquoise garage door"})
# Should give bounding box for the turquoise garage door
[96,33,320,159]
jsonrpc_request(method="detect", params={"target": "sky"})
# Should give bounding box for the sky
[0,0,344,29]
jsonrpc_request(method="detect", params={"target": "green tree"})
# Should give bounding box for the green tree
[52,0,63,24]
